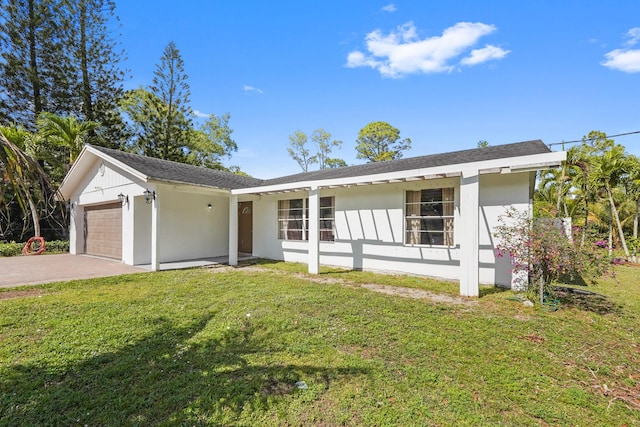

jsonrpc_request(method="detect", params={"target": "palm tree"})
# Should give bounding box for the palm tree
[0,130,51,238]
[626,155,640,240]
[37,112,99,164]
[591,144,630,257]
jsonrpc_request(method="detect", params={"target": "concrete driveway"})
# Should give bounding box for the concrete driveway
[0,254,147,288]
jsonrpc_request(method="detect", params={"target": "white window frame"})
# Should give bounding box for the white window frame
[404,188,455,247]
[278,196,335,242]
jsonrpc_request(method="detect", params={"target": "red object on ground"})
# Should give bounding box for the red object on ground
[22,236,46,255]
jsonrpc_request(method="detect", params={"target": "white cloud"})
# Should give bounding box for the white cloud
[602,49,640,73]
[625,27,640,46]
[346,21,509,78]
[243,85,264,94]
[193,110,209,118]
[602,28,640,73]
[381,3,397,12]
[461,44,510,66]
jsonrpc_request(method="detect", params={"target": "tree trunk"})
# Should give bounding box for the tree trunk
[27,0,43,118]
[27,192,40,237]
[581,198,589,247]
[634,200,639,262]
[634,199,639,239]
[79,0,94,122]
[556,165,565,216]
[608,216,613,258]
[606,184,630,258]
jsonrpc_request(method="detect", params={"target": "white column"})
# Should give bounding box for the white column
[308,186,320,274]
[69,202,84,255]
[228,194,239,266]
[151,190,160,271]
[460,170,479,297]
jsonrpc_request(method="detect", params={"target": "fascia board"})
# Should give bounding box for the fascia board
[231,150,567,195]
[84,145,148,182]
[56,145,149,201]
[151,180,232,195]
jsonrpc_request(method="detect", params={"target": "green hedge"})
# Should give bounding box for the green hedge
[0,240,70,257]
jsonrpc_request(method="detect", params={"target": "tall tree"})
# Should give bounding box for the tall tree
[0,0,73,127]
[355,121,411,162]
[287,130,317,172]
[0,0,127,144]
[147,41,193,162]
[67,0,128,148]
[591,142,630,257]
[185,113,238,170]
[626,155,640,241]
[311,128,343,170]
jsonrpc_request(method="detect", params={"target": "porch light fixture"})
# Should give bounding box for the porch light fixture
[207,203,213,210]
[143,189,155,204]
[117,193,128,206]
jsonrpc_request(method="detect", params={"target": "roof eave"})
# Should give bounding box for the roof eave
[231,150,566,195]
[56,145,150,201]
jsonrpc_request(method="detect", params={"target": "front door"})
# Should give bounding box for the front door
[238,201,253,253]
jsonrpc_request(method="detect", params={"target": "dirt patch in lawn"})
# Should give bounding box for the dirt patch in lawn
[360,283,477,306]
[0,288,49,300]
[209,264,476,306]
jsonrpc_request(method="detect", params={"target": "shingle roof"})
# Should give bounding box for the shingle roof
[90,139,551,190]
[89,145,263,190]
[257,139,551,187]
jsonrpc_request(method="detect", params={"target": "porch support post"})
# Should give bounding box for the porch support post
[151,190,160,272]
[308,186,320,274]
[460,169,480,297]
[229,194,239,266]
[69,202,84,255]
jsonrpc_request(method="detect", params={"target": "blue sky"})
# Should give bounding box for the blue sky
[115,1,640,178]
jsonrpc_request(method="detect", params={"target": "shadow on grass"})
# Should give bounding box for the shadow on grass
[479,286,509,298]
[0,314,368,425]
[552,287,623,315]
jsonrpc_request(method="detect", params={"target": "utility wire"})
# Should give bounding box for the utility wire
[547,130,640,148]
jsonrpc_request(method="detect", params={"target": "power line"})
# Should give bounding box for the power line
[547,130,640,148]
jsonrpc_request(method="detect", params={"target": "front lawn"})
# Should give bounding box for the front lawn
[0,261,638,425]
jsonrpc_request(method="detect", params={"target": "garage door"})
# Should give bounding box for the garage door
[84,202,122,259]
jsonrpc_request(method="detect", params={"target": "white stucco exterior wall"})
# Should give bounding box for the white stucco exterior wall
[479,172,531,287]
[67,156,232,266]
[251,173,531,288]
[155,189,230,263]
[68,158,147,259]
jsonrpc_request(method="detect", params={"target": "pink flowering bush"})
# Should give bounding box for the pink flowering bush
[494,208,612,297]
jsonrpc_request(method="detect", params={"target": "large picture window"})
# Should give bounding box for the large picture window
[405,188,454,246]
[278,197,335,241]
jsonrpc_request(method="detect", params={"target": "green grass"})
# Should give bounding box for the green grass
[0,262,638,426]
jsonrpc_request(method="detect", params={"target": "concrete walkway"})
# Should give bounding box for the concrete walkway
[0,254,147,288]
[0,253,258,288]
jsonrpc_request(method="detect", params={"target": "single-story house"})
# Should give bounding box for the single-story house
[57,140,566,297]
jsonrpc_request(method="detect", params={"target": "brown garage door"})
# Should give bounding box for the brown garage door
[84,202,122,259]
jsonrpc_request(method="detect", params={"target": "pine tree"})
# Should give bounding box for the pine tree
[147,41,193,161]
[67,0,128,148]
[0,0,74,128]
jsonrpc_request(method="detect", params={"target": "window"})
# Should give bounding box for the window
[405,188,454,246]
[278,197,335,241]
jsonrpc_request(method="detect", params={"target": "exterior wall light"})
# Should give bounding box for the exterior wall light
[117,193,129,206]
[143,189,155,204]
[207,203,213,210]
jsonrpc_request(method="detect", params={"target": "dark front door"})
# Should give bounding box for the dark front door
[238,201,253,253]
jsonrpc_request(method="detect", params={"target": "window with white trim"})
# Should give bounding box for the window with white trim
[405,188,454,246]
[278,197,335,241]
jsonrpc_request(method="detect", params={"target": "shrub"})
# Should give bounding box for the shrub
[0,240,69,257]
[494,208,611,302]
